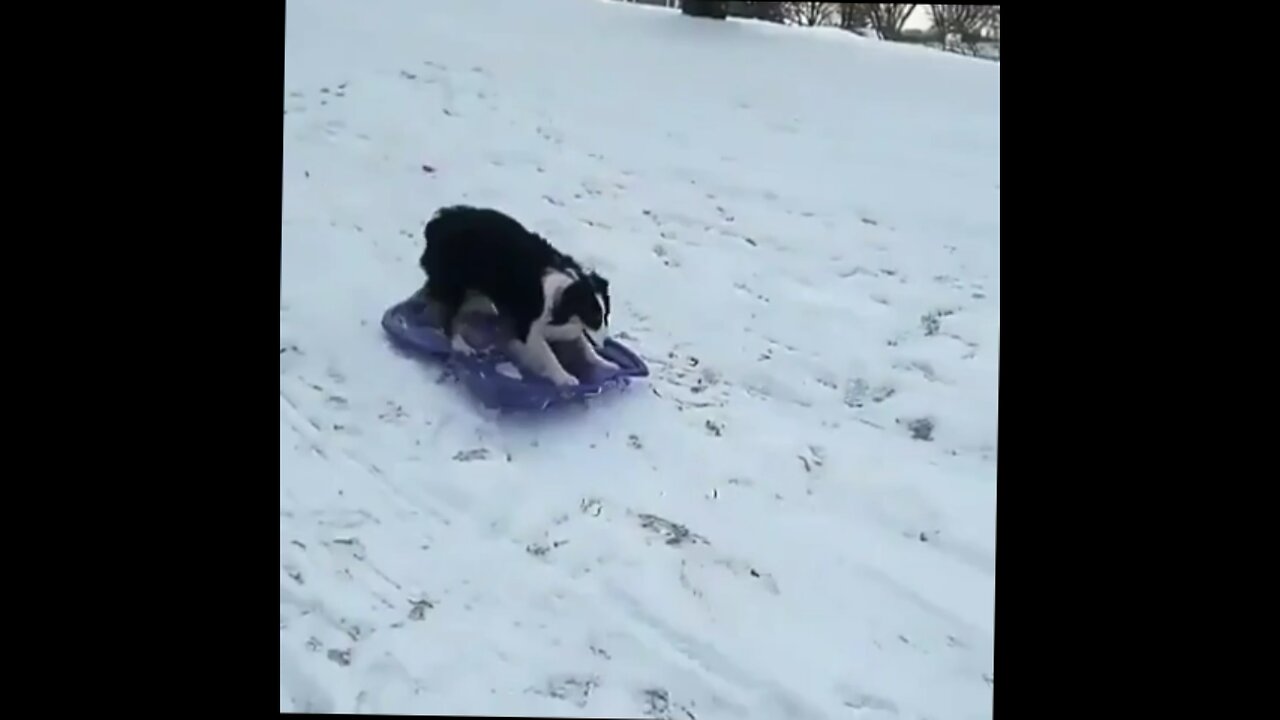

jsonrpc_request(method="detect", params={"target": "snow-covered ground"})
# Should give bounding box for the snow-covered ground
[280,0,999,717]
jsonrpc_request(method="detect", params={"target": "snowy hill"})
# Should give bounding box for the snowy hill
[280,0,999,717]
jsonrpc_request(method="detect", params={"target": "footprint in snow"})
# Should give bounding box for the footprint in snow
[920,308,957,336]
[378,403,409,423]
[636,513,706,547]
[899,417,935,442]
[408,598,435,621]
[843,379,895,408]
[638,688,696,720]
[534,675,598,708]
[526,540,569,558]
[837,686,900,716]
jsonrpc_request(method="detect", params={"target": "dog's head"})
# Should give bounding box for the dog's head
[552,271,611,346]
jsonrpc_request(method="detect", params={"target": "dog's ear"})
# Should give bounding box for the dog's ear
[587,271,609,291]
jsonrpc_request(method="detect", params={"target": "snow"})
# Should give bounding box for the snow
[280,0,999,717]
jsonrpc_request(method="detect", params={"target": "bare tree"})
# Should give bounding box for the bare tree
[838,3,873,31]
[682,0,729,19]
[783,1,837,27]
[927,5,988,40]
[928,5,998,53]
[866,4,917,40]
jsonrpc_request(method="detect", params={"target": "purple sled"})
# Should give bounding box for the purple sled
[381,291,649,411]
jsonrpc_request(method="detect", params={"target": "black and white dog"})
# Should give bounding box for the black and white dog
[420,205,618,387]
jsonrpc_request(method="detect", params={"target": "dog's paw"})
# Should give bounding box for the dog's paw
[449,334,476,356]
[551,373,580,388]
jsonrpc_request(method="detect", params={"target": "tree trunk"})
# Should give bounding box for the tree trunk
[868,4,917,40]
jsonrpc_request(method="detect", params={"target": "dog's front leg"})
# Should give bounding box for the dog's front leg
[576,335,620,373]
[450,332,477,356]
[511,335,579,387]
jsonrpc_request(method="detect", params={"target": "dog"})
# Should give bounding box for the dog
[420,205,618,387]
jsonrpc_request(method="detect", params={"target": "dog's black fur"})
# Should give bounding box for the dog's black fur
[420,205,611,346]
